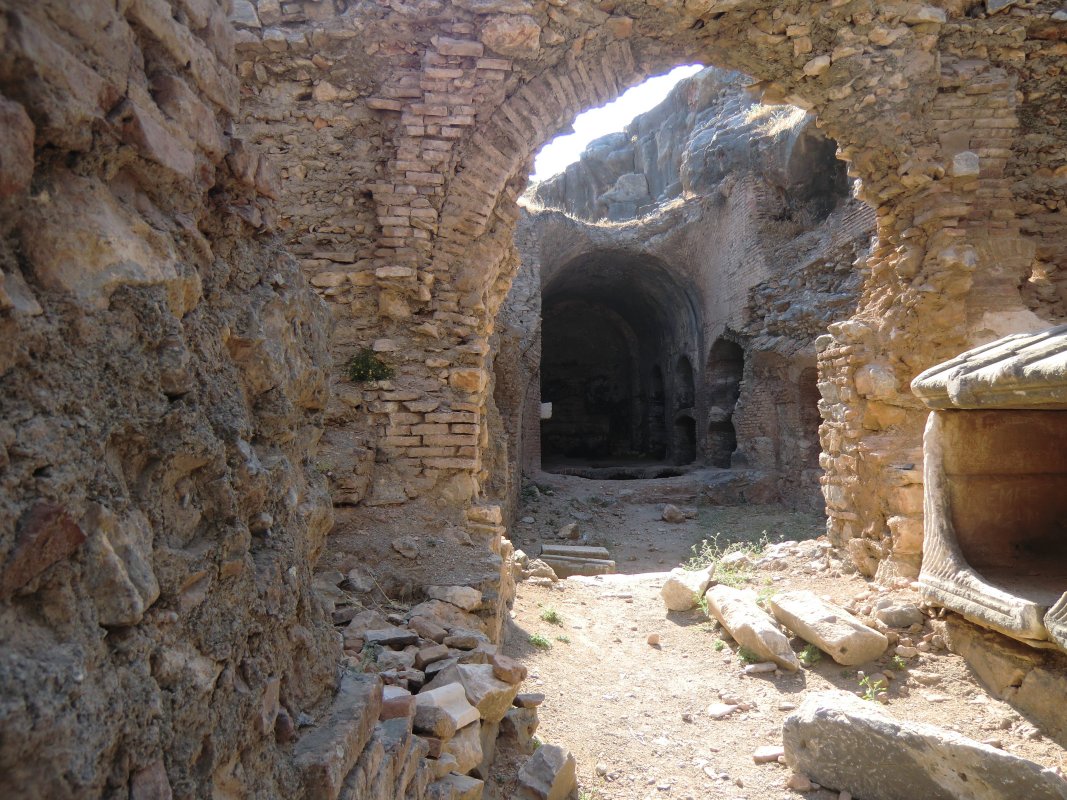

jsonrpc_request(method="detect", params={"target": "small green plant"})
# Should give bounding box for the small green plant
[696,593,709,616]
[799,643,823,666]
[756,586,777,608]
[684,532,770,587]
[556,635,570,644]
[359,642,383,672]
[713,638,726,652]
[858,674,887,702]
[531,736,542,750]
[737,645,761,665]
[528,633,552,650]
[346,348,395,382]
[890,655,908,671]
[540,608,563,626]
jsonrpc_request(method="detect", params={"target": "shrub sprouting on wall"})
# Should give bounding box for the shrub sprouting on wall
[347,349,395,382]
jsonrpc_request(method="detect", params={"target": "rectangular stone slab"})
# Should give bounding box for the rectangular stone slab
[540,544,611,560]
[769,590,888,665]
[783,691,1067,800]
[539,556,615,578]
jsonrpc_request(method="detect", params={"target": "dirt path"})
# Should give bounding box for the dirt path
[491,472,1067,799]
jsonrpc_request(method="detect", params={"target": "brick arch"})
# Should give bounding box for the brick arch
[236,0,1059,580]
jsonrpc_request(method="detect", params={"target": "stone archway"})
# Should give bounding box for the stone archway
[236,0,1061,585]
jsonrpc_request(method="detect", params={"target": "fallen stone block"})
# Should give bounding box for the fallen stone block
[661,565,715,612]
[444,720,483,774]
[414,682,480,738]
[783,691,1067,800]
[427,584,483,611]
[522,558,559,581]
[424,663,519,722]
[705,585,800,671]
[430,773,484,800]
[409,599,487,635]
[769,590,888,665]
[538,555,615,578]
[380,685,416,721]
[874,598,925,628]
[491,652,528,684]
[294,670,383,800]
[500,706,539,754]
[517,743,577,800]
[365,626,420,648]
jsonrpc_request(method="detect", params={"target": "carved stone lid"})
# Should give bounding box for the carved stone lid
[911,324,1067,410]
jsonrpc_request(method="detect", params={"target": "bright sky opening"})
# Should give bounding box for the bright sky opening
[531,64,704,183]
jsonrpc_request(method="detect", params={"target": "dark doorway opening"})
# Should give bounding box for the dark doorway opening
[540,251,698,474]
[706,338,744,468]
[675,415,697,465]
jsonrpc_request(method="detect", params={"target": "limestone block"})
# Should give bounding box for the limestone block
[803,55,831,76]
[705,585,801,671]
[500,707,539,754]
[431,773,484,799]
[472,718,500,779]
[944,616,1067,744]
[414,682,480,738]
[409,599,487,634]
[769,590,888,665]
[427,585,483,611]
[480,14,541,58]
[449,368,488,393]
[490,653,527,684]
[426,664,518,723]
[108,93,196,179]
[854,363,897,399]
[783,691,1067,800]
[873,598,925,628]
[130,759,173,800]
[516,744,577,800]
[444,721,483,774]
[660,566,715,612]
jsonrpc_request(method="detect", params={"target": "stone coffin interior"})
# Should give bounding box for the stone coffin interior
[914,324,1067,652]
[940,410,1067,612]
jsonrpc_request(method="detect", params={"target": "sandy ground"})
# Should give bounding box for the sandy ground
[487,470,1067,800]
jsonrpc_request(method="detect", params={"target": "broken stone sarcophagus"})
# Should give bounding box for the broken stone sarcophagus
[912,324,1067,652]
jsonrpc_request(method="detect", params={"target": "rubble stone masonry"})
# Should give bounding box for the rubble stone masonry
[1,0,1066,796]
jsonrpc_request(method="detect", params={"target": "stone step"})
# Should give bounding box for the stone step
[539,544,611,560]
[539,555,616,578]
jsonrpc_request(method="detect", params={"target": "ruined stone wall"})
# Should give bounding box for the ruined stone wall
[233,0,1067,596]
[500,67,870,512]
[0,1,344,797]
